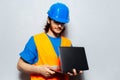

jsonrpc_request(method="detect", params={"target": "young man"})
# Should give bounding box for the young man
[17,2,82,80]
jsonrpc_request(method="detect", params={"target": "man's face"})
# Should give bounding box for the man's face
[49,20,65,35]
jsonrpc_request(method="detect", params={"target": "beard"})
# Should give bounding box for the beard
[49,26,63,37]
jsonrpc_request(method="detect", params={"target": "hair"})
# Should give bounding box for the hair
[44,17,65,34]
[44,22,50,33]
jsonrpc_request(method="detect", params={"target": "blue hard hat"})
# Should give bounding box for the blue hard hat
[47,2,69,23]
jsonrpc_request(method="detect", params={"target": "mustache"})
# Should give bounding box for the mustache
[55,27,64,30]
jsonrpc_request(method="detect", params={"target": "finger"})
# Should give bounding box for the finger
[67,72,73,76]
[46,72,50,75]
[73,68,77,75]
[46,68,55,74]
[51,66,60,70]
[48,66,58,71]
[46,72,51,77]
[79,70,83,74]
[44,65,56,74]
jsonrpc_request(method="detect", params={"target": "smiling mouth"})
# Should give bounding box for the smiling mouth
[56,27,63,30]
[55,29,62,32]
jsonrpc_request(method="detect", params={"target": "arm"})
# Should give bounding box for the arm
[17,58,56,77]
[17,36,56,77]
[17,58,38,74]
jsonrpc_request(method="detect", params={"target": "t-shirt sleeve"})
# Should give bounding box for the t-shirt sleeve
[19,36,38,64]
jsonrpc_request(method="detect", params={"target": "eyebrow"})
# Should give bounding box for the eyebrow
[53,20,65,24]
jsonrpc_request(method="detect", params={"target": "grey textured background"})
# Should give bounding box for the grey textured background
[0,0,120,80]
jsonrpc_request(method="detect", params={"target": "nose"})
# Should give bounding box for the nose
[58,24,62,27]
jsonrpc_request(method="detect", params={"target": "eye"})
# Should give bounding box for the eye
[53,20,65,26]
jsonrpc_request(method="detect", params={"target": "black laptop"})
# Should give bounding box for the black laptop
[59,47,89,73]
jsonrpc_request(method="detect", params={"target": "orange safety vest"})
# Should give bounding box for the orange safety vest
[31,32,72,80]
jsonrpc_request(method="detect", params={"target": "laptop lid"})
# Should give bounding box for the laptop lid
[59,47,89,73]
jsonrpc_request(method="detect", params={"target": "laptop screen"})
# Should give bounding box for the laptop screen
[59,47,89,73]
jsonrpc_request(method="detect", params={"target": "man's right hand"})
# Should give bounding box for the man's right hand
[36,65,57,78]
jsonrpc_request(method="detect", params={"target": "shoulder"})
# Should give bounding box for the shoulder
[25,36,36,49]
[33,32,47,39]
[33,32,45,37]
[61,36,71,42]
[61,36,72,45]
